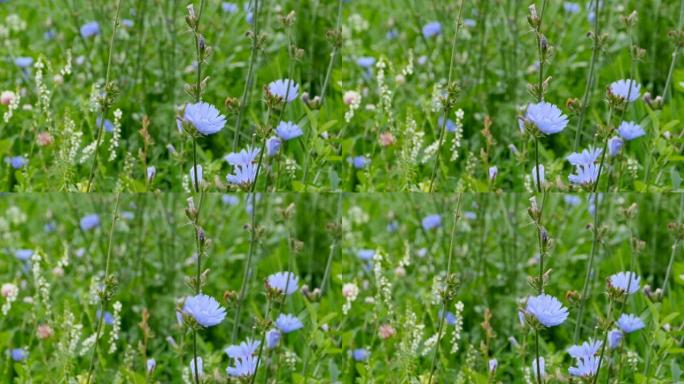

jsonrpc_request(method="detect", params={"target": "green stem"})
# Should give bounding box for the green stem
[85,194,121,384]
[86,0,123,192]
[233,0,260,150]
[573,0,602,151]
[427,195,462,382]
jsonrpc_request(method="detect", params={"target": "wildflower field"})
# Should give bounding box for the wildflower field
[1,193,683,383]
[1,0,683,192]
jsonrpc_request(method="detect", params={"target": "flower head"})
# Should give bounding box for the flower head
[266,136,282,157]
[357,249,375,261]
[489,358,498,373]
[352,348,370,362]
[275,121,303,141]
[532,164,545,186]
[80,21,100,38]
[225,339,260,359]
[568,163,599,186]
[567,147,602,167]
[5,156,28,169]
[356,57,376,69]
[80,214,100,231]
[189,357,203,380]
[14,57,33,68]
[267,79,299,103]
[266,271,299,295]
[183,294,226,327]
[439,310,457,326]
[14,249,33,261]
[224,147,260,166]
[226,355,258,378]
[617,313,644,333]
[568,356,600,378]
[347,156,369,169]
[422,21,442,38]
[525,294,569,327]
[609,79,640,102]
[526,102,568,134]
[608,271,640,295]
[608,329,623,349]
[184,102,226,135]
[10,348,27,362]
[532,357,545,379]
[276,313,303,333]
[567,339,602,359]
[226,163,257,187]
[189,165,203,188]
[266,329,281,349]
[422,214,442,230]
[608,136,624,157]
[617,121,645,141]
[147,358,156,373]
[438,116,457,132]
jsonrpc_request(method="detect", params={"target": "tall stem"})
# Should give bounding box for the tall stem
[662,0,684,103]
[86,0,123,192]
[85,194,121,384]
[232,193,260,341]
[233,0,260,150]
[427,195,462,382]
[662,194,684,296]
[319,0,343,105]
[573,191,601,343]
[592,301,614,384]
[573,0,602,151]
[320,193,342,296]
[428,0,465,192]
[190,0,205,193]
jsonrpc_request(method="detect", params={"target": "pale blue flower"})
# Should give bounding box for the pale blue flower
[146,358,156,373]
[190,165,203,188]
[563,2,581,13]
[356,57,376,68]
[608,271,640,295]
[222,195,239,206]
[14,57,33,68]
[226,163,257,186]
[618,121,645,141]
[224,147,260,166]
[268,79,299,103]
[489,358,498,373]
[463,19,476,27]
[525,294,568,327]
[608,136,623,157]
[267,271,299,295]
[438,116,457,132]
[526,102,568,134]
[568,163,599,186]
[422,214,442,230]
[266,329,281,349]
[96,116,114,132]
[568,356,600,378]
[146,166,156,182]
[617,313,644,333]
[567,147,602,167]
[422,21,441,38]
[184,102,226,135]
[609,79,640,102]
[15,249,33,261]
[226,356,258,378]
[96,309,114,325]
[608,329,623,349]
[567,339,602,359]
[80,21,100,38]
[222,2,238,13]
[266,136,282,157]
[80,214,100,231]
[352,348,369,362]
[489,166,498,181]
[276,121,303,141]
[10,348,27,362]
[183,294,226,327]
[347,156,369,169]
[439,310,457,326]
[532,164,545,186]
[5,156,27,169]
[532,357,545,379]
[189,357,203,380]
[276,313,303,333]
[564,195,581,206]
[121,19,134,28]
[357,249,375,261]
[225,339,260,359]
